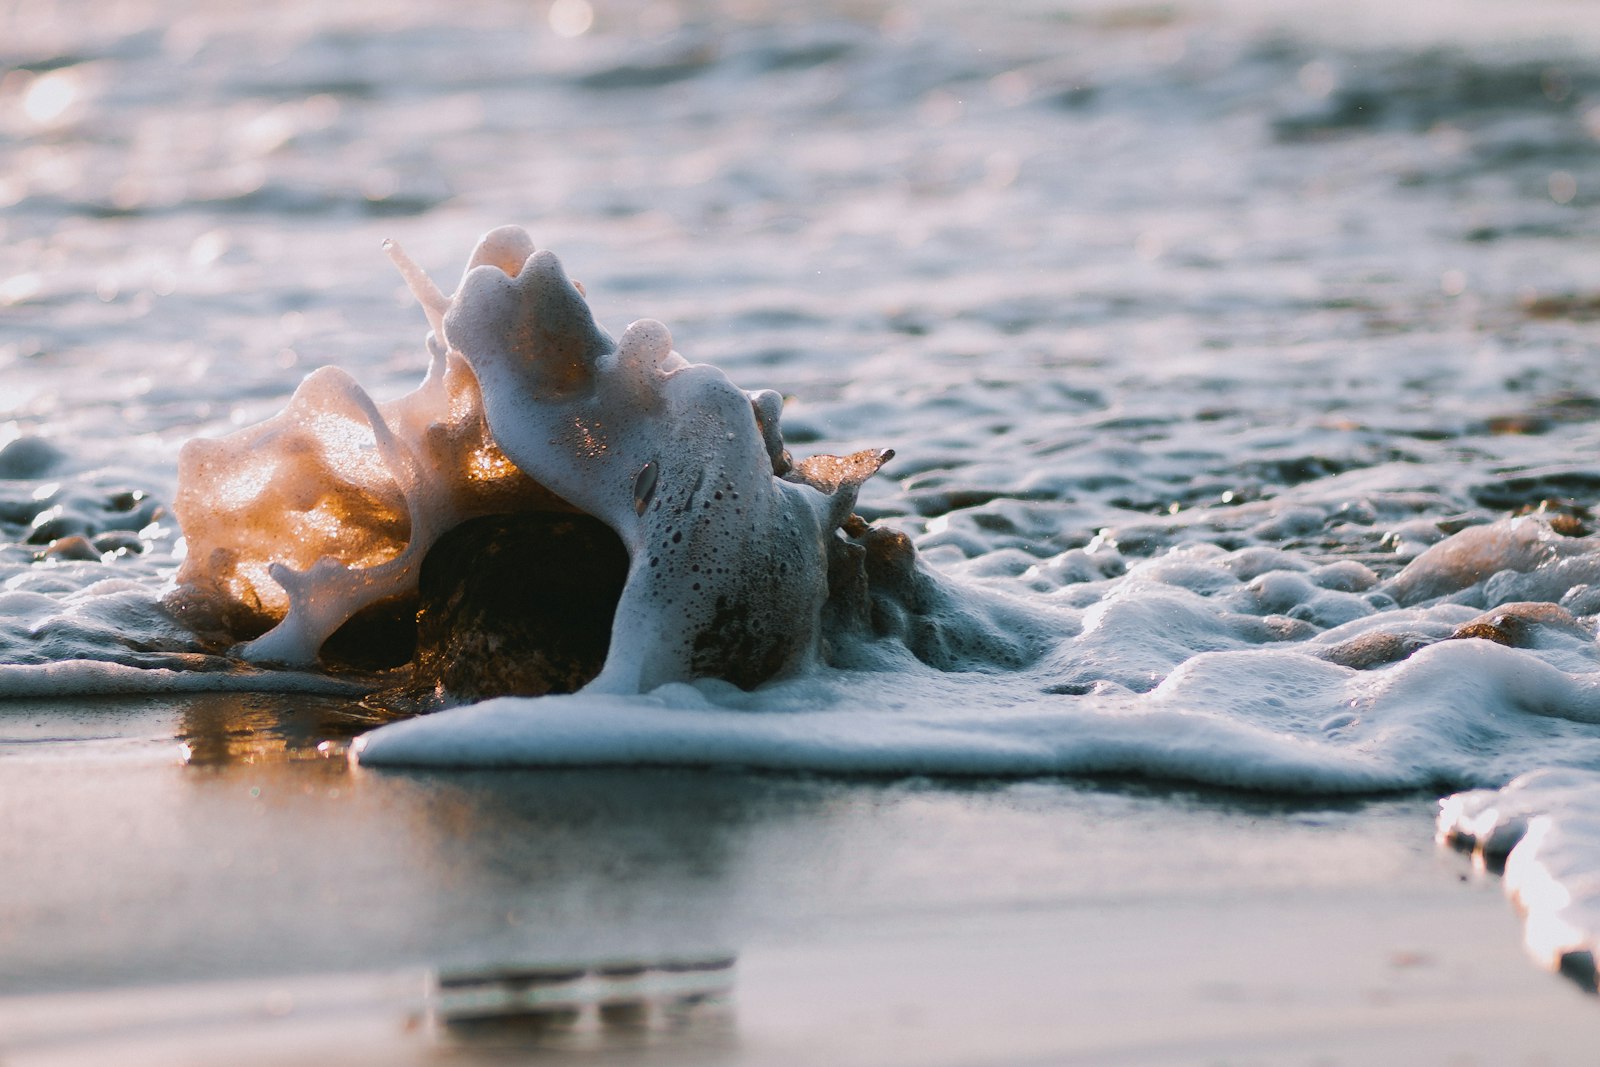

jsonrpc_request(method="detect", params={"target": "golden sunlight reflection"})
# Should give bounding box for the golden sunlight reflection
[548,0,595,39]
[1503,818,1587,969]
[21,68,82,127]
[213,457,277,512]
[569,416,610,458]
[176,692,397,768]
[469,444,519,482]
[0,273,43,307]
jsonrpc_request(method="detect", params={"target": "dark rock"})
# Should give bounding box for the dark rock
[689,594,794,692]
[0,436,66,479]
[320,597,418,672]
[1315,631,1433,670]
[1450,619,1513,645]
[819,515,1045,673]
[39,534,101,562]
[27,514,92,544]
[108,490,146,512]
[1557,950,1600,996]
[0,497,44,526]
[1449,602,1592,648]
[1479,817,1531,875]
[93,531,145,555]
[410,511,629,702]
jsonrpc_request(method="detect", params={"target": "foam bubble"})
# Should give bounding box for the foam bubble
[0,660,366,698]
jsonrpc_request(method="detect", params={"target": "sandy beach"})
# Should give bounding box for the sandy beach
[0,694,1593,1065]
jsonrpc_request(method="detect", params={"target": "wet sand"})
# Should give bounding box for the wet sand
[0,694,1593,1064]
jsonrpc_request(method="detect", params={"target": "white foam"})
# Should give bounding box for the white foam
[1439,769,1600,983]
[352,680,1402,791]
[355,597,1600,798]
[0,660,367,698]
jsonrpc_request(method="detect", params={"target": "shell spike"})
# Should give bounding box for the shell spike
[384,238,451,339]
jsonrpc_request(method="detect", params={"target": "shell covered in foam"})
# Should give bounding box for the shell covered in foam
[167,226,889,693]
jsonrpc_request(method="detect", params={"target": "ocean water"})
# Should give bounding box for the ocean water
[7,0,1600,997]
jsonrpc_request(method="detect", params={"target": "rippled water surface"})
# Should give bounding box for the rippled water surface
[7,0,1600,1018]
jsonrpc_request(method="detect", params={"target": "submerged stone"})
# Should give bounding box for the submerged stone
[0,436,66,480]
[1315,631,1434,670]
[1449,602,1593,649]
[410,512,629,703]
[40,534,101,562]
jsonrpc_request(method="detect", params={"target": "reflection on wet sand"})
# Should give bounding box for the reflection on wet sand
[74,694,821,990]
[5,692,750,1061]
[175,692,400,767]
[434,956,736,1056]
[0,957,739,1064]
[162,695,761,1058]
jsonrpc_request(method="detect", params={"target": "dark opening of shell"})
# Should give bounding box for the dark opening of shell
[324,511,631,706]
[409,511,630,703]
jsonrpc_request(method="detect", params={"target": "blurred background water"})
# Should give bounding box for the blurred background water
[4,0,1598,523]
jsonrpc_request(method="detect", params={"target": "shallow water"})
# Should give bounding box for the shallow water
[6,0,1600,1010]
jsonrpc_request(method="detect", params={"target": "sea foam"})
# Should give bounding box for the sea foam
[355,516,1600,791]
[352,624,1600,790]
